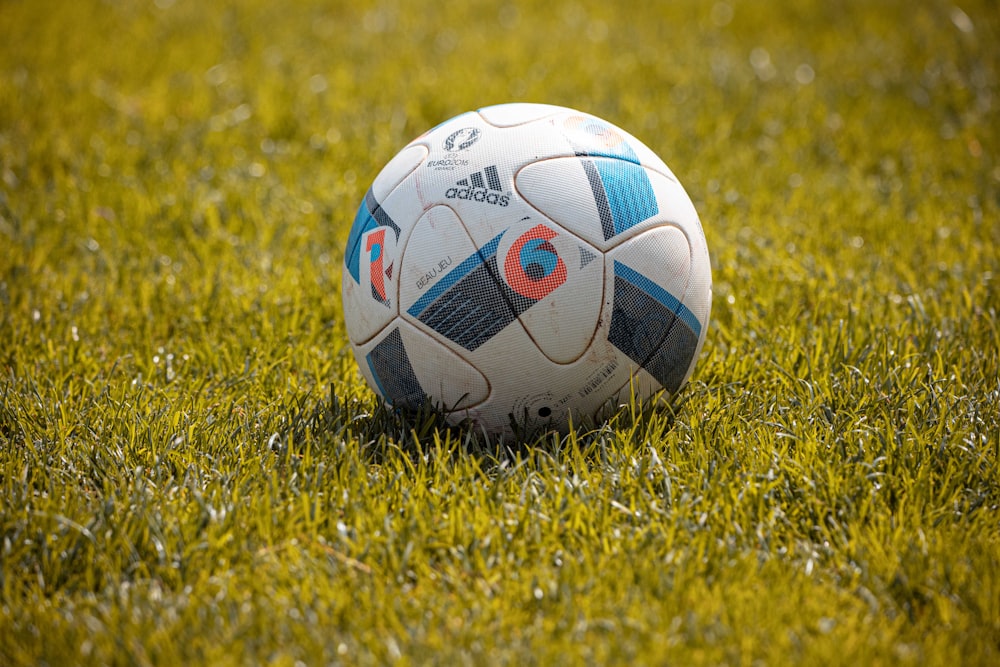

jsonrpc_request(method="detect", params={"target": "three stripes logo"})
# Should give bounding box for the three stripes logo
[445,165,510,207]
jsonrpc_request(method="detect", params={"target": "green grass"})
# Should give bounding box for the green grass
[2,0,998,664]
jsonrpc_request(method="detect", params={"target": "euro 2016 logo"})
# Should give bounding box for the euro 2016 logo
[503,224,567,301]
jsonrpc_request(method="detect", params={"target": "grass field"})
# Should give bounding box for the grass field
[2,0,998,664]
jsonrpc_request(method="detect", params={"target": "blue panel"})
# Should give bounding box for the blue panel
[595,159,659,238]
[614,261,700,336]
[581,160,615,241]
[568,118,658,240]
[406,231,541,352]
[407,232,505,318]
[608,261,700,393]
[345,200,378,283]
[365,328,425,408]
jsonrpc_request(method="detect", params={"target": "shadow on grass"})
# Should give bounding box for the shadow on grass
[273,383,687,471]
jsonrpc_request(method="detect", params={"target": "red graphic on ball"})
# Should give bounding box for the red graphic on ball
[366,228,389,304]
[504,224,567,300]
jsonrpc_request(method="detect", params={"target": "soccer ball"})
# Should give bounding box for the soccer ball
[341,103,711,436]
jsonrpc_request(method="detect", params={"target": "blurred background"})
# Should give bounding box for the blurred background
[3,0,995,330]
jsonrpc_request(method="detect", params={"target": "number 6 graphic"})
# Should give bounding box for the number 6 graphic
[503,224,567,301]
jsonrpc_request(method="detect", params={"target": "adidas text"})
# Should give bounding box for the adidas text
[445,187,510,206]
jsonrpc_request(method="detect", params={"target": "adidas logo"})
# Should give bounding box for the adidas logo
[445,165,510,207]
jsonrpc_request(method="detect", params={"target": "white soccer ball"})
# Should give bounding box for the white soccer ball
[341,103,712,436]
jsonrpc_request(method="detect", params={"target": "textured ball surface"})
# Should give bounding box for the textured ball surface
[342,103,712,435]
